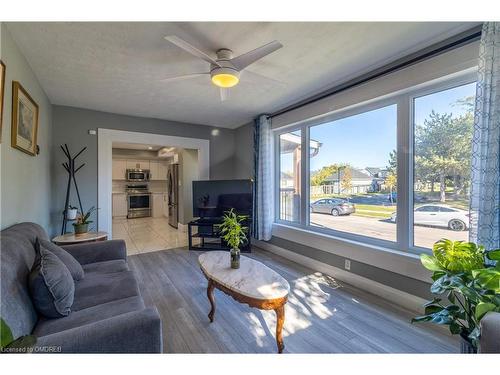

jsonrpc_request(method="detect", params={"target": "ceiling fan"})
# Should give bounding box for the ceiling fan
[162,35,283,101]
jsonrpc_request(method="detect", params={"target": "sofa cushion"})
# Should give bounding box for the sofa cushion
[33,296,145,337]
[40,239,84,281]
[72,270,140,311]
[29,240,75,318]
[82,259,129,274]
[1,223,47,339]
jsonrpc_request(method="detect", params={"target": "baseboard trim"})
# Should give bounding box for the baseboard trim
[254,239,427,314]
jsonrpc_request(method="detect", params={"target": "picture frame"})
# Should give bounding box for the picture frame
[11,81,39,156]
[0,60,5,143]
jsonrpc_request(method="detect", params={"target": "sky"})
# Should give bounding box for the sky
[282,81,477,174]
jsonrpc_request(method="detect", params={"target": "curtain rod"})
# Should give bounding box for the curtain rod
[270,25,483,119]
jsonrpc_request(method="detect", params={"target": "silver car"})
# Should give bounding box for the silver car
[310,198,355,216]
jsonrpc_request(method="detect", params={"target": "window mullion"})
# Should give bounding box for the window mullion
[396,96,411,251]
[300,126,309,226]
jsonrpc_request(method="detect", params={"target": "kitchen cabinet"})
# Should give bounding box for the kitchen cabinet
[162,193,169,217]
[158,161,168,181]
[112,193,127,217]
[126,159,150,170]
[152,193,164,218]
[150,160,167,181]
[112,159,127,180]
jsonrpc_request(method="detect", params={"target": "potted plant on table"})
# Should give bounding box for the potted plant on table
[72,206,98,236]
[66,205,78,220]
[219,209,248,269]
[412,238,500,353]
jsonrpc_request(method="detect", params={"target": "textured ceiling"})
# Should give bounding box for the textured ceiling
[6,22,478,129]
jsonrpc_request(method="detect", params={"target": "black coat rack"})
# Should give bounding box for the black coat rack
[60,144,87,235]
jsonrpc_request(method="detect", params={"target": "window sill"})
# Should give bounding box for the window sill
[271,222,430,283]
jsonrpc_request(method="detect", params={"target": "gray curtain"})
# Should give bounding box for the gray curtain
[253,115,274,241]
[469,22,500,253]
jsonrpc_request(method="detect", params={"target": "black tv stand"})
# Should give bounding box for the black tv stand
[187,217,251,252]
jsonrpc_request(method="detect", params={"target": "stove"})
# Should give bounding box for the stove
[126,184,151,218]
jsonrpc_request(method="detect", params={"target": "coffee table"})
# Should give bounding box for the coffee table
[198,251,290,353]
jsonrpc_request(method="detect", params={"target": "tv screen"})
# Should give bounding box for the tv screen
[192,179,253,218]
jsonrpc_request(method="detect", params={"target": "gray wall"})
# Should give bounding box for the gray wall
[0,24,54,234]
[51,105,235,236]
[233,122,254,179]
[178,149,198,225]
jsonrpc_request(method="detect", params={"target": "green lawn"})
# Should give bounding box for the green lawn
[353,204,394,219]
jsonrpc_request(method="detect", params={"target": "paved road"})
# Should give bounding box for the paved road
[310,212,468,249]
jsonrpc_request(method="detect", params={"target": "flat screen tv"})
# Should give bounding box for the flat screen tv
[192,179,253,218]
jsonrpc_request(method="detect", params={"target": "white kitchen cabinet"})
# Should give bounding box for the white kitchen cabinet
[126,159,150,170]
[112,159,127,180]
[152,193,164,218]
[158,161,168,181]
[112,193,127,217]
[149,161,159,180]
[162,193,169,217]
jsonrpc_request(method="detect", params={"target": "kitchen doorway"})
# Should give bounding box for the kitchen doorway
[97,129,209,254]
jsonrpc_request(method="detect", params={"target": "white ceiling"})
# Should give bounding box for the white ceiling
[112,142,164,151]
[6,22,478,129]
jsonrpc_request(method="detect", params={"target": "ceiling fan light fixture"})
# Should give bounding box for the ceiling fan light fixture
[210,67,240,88]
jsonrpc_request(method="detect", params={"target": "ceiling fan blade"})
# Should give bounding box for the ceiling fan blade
[231,40,283,70]
[160,72,208,83]
[243,69,286,86]
[164,35,221,67]
[220,88,229,102]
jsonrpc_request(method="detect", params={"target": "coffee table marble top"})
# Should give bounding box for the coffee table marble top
[198,251,290,301]
[52,231,108,244]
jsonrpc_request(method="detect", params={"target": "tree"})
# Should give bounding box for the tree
[387,149,397,176]
[341,167,352,194]
[414,108,473,202]
[310,164,345,186]
[386,173,397,203]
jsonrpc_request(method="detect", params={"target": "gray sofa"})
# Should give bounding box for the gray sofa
[479,312,500,353]
[1,222,162,353]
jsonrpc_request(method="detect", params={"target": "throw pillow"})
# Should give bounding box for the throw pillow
[29,239,75,318]
[39,239,84,281]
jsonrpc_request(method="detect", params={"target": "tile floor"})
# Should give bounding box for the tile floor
[112,217,188,255]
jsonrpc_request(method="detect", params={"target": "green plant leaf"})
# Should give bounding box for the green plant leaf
[424,304,443,315]
[5,335,36,350]
[486,249,500,261]
[472,268,500,292]
[449,321,462,334]
[430,274,463,294]
[475,302,497,321]
[420,254,443,272]
[0,318,14,349]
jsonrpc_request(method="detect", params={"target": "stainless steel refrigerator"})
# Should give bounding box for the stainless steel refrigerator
[167,164,179,228]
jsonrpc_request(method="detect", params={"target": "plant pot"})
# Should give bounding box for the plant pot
[230,248,240,269]
[73,223,89,236]
[66,209,78,220]
[459,333,477,354]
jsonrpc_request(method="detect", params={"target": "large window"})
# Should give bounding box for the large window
[274,73,476,253]
[309,104,397,242]
[412,82,476,248]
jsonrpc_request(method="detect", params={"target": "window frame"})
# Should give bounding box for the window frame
[273,70,477,255]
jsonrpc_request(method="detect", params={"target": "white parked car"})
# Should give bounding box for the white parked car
[390,204,469,231]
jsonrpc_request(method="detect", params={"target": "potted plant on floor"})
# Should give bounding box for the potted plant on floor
[73,206,98,236]
[219,209,248,269]
[412,238,500,353]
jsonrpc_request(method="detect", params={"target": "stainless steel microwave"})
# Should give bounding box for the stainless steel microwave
[126,169,150,182]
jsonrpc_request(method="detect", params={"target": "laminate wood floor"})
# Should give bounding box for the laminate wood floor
[128,247,458,353]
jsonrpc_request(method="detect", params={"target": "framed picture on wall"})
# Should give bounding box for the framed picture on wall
[11,81,39,156]
[0,60,5,143]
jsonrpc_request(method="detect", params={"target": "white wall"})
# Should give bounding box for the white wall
[0,24,53,234]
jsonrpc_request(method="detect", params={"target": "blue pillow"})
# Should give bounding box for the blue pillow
[29,239,75,318]
[39,239,84,281]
